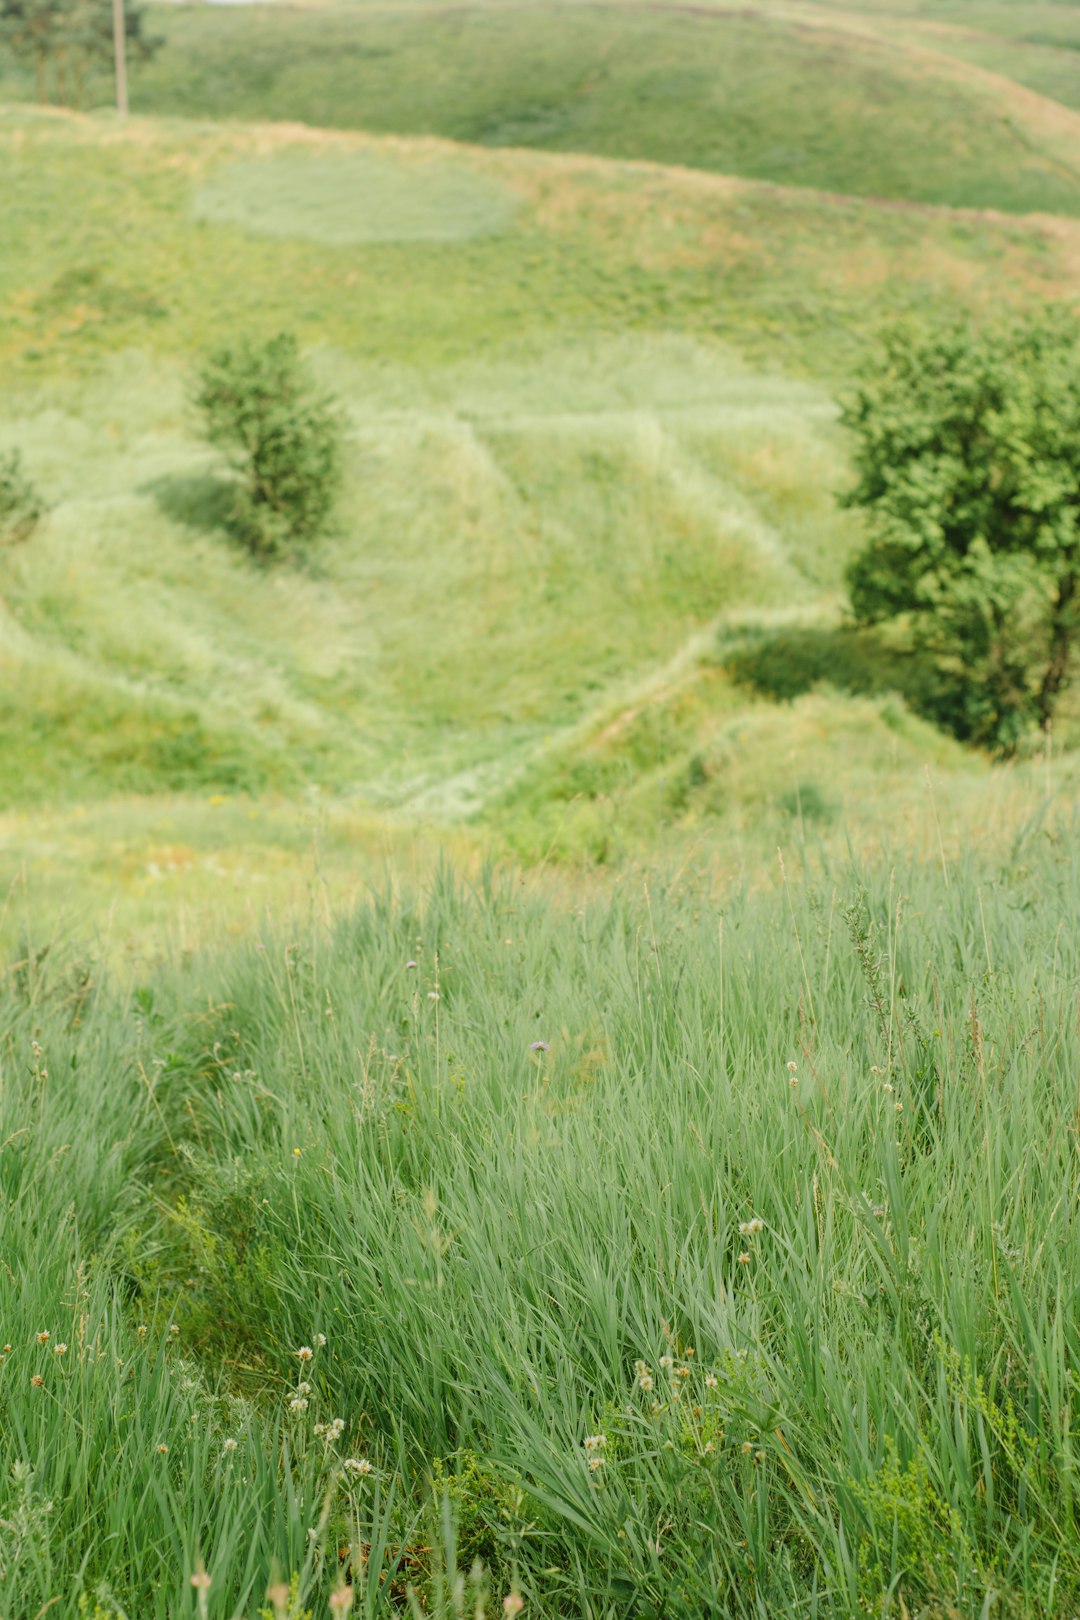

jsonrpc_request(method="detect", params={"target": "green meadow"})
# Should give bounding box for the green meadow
[3,0,1080,1612]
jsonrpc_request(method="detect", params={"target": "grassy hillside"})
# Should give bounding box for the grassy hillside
[2,106,1078,940]
[130,3,1080,215]
[6,2,1080,214]
[794,0,1080,109]
[5,5,1080,1613]
[6,843,1080,1617]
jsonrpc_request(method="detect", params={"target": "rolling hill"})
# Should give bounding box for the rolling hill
[2,96,1078,940]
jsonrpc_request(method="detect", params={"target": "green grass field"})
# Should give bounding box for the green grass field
[49,1,1080,217]
[8,843,1080,1617]
[6,2,1080,212]
[4,0,1080,1611]
[2,106,1077,941]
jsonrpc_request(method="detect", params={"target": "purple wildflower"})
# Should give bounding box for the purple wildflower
[530,1041,550,1052]
[406,960,417,969]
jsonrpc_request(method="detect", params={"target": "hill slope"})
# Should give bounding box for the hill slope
[1,104,1078,937]
[6,1,1080,213]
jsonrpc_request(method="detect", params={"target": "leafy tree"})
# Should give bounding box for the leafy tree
[196,333,344,560]
[842,310,1080,752]
[0,0,159,107]
[0,450,44,544]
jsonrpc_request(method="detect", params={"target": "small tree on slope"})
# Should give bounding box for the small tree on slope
[841,310,1080,754]
[197,333,343,561]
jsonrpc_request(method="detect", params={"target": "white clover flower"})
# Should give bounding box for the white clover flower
[296,1346,313,1362]
[658,1355,673,1370]
[297,1381,312,1395]
[315,1333,327,1348]
[289,1397,309,1413]
[638,1372,654,1393]
[583,1435,606,1452]
[586,1456,604,1472]
[343,1457,372,1476]
[705,1374,718,1390]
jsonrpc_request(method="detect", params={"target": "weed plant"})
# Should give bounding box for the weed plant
[0,449,43,544]
[4,838,1080,1615]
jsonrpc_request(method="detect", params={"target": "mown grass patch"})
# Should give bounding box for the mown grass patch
[194,148,521,245]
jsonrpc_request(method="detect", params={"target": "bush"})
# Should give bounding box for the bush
[196,332,343,559]
[841,309,1080,754]
[0,451,44,544]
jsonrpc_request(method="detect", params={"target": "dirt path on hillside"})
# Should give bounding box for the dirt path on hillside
[395,597,837,820]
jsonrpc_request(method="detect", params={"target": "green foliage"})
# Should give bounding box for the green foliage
[0,448,42,543]
[428,1452,521,1590]
[842,312,1080,752]
[196,333,342,559]
[850,1442,978,1611]
[0,0,159,106]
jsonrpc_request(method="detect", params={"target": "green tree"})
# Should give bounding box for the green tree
[196,333,344,560]
[0,0,159,107]
[842,311,1080,752]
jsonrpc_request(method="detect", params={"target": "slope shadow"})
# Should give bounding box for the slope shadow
[724,624,946,720]
[144,471,236,539]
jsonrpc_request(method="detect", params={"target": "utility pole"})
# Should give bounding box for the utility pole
[113,0,128,117]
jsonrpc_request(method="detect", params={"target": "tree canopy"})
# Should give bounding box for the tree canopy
[0,0,159,106]
[842,310,1080,752]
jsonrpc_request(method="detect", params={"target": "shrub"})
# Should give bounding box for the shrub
[196,332,343,559]
[841,310,1080,754]
[0,450,44,544]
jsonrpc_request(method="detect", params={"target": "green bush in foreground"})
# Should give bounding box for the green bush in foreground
[3,841,1080,1615]
[842,310,1080,754]
[196,333,343,559]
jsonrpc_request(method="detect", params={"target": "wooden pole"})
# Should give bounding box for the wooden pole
[112,0,128,117]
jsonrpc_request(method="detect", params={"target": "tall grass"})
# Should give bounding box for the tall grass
[4,833,1080,1615]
